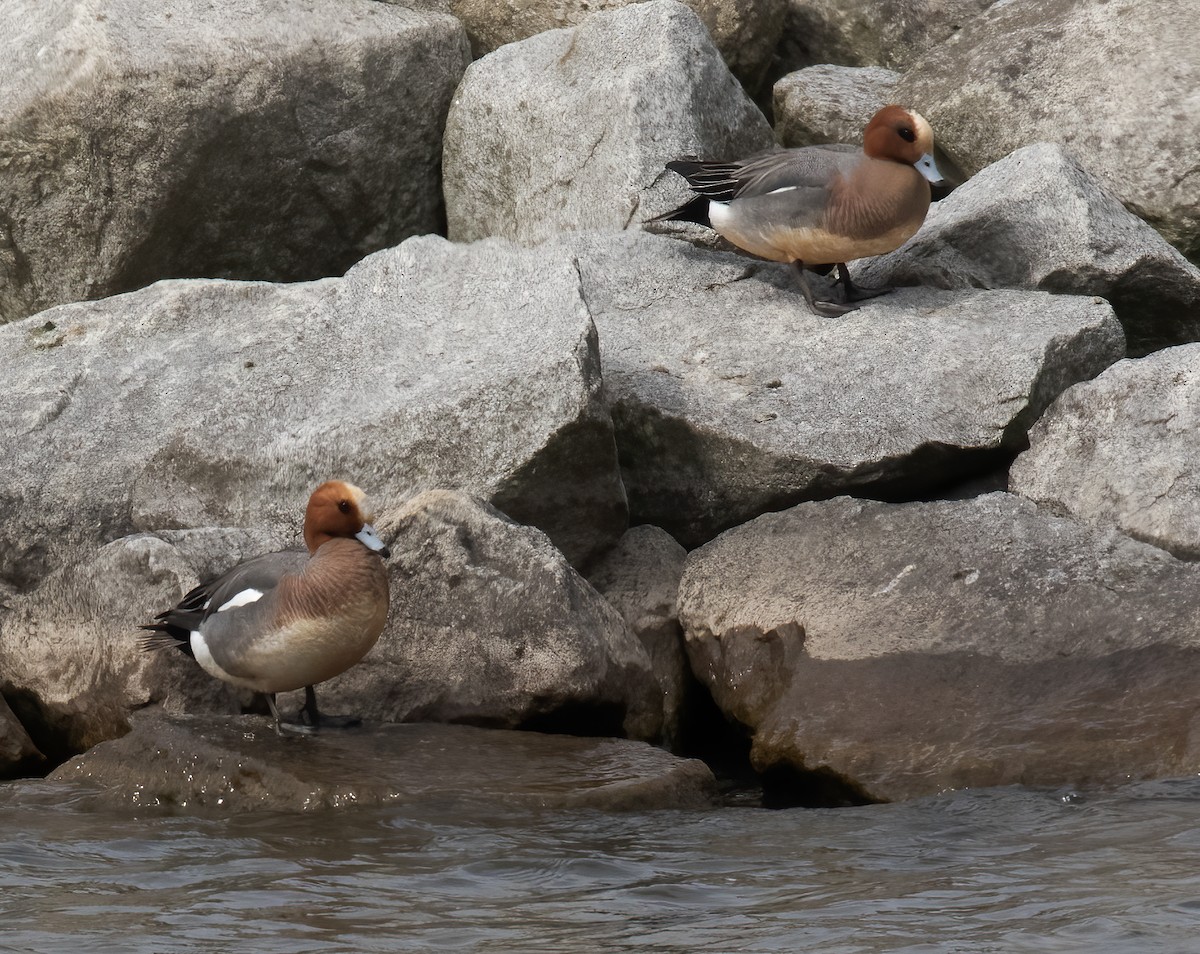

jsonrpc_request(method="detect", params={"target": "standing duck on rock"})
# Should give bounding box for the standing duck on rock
[140,480,391,737]
[663,105,945,317]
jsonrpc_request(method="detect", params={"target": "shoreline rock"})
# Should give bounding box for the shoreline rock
[679,493,1200,802]
[48,714,718,813]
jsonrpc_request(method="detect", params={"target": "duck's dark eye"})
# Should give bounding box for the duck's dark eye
[898,127,916,143]
[338,500,351,514]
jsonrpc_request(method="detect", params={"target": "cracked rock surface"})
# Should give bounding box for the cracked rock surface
[573,230,1124,545]
[0,235,625,593]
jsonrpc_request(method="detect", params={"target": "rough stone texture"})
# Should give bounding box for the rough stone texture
[857,144,1200,357]
[0,235,626,593]
[0,694,43,778]
[0,528,282,759]
[679,493,1200,802]
[897,0,1200,260]
[50,714,717,813]
[1010,345,1200,560]
[444,0,786,93]
[575,231,1125,546]
[773,65,900,148]
[778,0,992,74]
[443,0,774,244]
[2,491,662,758]
[588,525,691,746]
[310,491,664,740]
[0,0,470,324]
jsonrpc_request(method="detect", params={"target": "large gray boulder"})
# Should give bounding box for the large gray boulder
[0,0,469,324]
[773,65,900,149]
[897,0,1200,260]
[575,231,1124,545]
[443,0,774,244]
[679,493,1200,802]
[313,491,664,740]
[1010,345,1200,560]
[856,144,1200,356]
[2,491,662,756]
[49,715,716,813]
[779,0,992,74]
[443,0,786,93]
[588,525,692,746]
[0,234,625,593]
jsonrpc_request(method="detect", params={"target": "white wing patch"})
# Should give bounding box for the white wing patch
[216,588,264,613]
[766,186,799,195]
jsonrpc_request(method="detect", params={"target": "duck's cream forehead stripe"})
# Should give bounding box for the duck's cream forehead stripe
[340,482,366,506]
[909,111,934,145]
[344,482,370,516]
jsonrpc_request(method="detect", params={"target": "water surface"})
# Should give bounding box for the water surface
[4,777,1200,952]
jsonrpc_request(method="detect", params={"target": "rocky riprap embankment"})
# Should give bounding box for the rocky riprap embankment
[2,0,1198,807]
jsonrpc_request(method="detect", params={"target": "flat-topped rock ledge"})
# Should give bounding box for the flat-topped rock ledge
[578,231,1125,545]
[679,493,1200,802]
[49,715,718,814]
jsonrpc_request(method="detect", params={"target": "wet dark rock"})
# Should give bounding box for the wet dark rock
[1010,344,1200,560]
[898,0,1200,259]
[48,714,717,813]
[575,230,1124,546]
[588,526,691,746]
[0,235,625,593]
[857,144,1200,356]
[442,0,773,243]
[0,0,469,324]
[678,493,1200,802]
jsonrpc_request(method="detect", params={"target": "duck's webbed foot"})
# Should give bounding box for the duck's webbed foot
[264,692,318,737]
[836,263,893,303]
[297,684,362,730]
[792,262,857,316]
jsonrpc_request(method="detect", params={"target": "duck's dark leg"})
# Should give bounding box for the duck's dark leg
[836,263,892,303]
[298,685,362,730]
[792,262,855,317]
[264,692,317,737]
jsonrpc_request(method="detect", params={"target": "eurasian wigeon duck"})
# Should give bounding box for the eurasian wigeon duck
[140,480,391,736]
[664,105,945,317]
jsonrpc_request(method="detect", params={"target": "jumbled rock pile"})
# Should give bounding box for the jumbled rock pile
[2,0,1197,806]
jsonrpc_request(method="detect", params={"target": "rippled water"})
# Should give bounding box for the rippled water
[4,777,1200,953]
